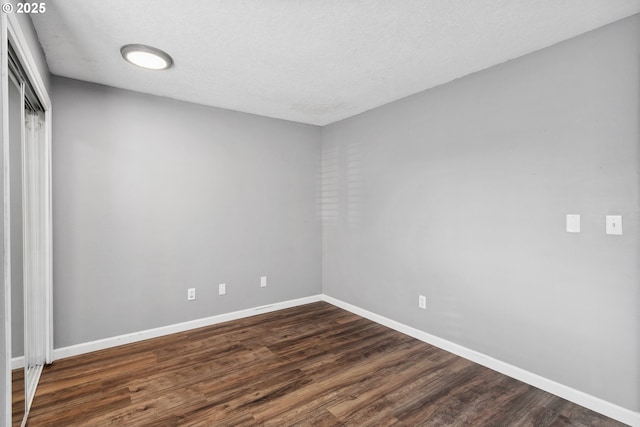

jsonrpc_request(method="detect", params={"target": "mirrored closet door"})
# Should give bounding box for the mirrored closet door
[8,38,51,425]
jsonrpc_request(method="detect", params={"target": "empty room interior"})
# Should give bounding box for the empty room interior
[1,0,640,425]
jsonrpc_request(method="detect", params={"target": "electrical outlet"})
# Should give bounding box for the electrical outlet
[418,295,426,309]
[218,283,226,295]
[260,276,267,287]
[187,288,196,301]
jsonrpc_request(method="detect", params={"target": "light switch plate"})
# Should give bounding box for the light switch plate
[418,295,426,309]
[218,283,226,295]
[260,276,267,287]
[606,215,622,235]
[566,214,580,233]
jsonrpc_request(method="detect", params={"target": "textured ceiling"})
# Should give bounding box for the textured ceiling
[32,0,640,126]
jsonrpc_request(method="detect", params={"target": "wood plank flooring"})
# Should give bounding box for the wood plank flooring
[15,302,625,426]
[12,367,25,425]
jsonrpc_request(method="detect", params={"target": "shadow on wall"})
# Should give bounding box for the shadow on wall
[320,144,339,223]
[320,140,363,228]
[346,141,363,227]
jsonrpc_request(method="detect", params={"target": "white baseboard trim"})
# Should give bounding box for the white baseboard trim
[321,295,640,427]
[53,295,322,362]
[12,356,24,370]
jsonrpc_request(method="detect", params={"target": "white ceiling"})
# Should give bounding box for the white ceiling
[32,0,640,126]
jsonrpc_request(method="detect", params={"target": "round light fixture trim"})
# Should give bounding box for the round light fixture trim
[121,44,173,70]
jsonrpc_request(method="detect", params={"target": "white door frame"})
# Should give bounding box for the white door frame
[2,10,53,427]
[1,12,11,427]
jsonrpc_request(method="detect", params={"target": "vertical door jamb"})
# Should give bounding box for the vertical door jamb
[1,10,13,427]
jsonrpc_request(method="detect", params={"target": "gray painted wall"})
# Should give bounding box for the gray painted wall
[322,14,639,412]
[52,76,322,348]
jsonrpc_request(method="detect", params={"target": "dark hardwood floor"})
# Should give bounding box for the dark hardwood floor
[14,302,624,426]
[12,367,25,425]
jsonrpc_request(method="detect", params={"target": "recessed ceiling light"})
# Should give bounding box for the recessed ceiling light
[121,44,173,70]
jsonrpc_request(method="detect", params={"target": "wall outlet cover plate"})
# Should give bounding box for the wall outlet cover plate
[606,215,622,235]
[566,214,580,233]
